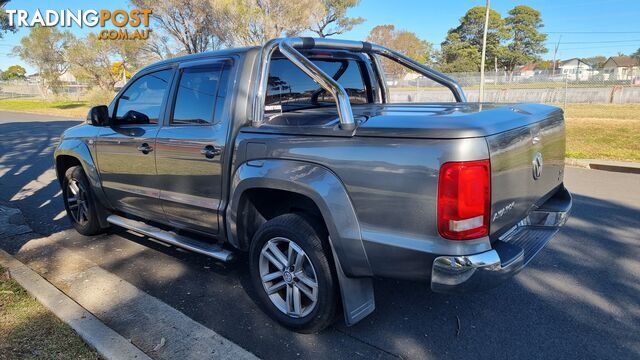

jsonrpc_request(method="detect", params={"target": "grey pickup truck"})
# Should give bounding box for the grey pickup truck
[54,37,572,333]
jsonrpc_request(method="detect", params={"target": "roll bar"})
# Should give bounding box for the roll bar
[251,37,467,130]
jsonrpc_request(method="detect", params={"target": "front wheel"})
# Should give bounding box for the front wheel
[249,214,339,333]
[62,166,105,236]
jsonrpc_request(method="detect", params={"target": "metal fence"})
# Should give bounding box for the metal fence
[0,80,92,101]
[387,69,640,104]
[2,68,640,104]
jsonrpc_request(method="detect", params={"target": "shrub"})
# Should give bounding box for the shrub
[85,87,116,106]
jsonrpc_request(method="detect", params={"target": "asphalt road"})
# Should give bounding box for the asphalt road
[1,111,639,359]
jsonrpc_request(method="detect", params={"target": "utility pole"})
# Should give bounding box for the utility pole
[552,36,561,76]
[479,0,491,103]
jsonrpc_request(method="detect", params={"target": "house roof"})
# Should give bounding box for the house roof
[604,56,640,67]
[516,63,536,71]
[559,58,591,67]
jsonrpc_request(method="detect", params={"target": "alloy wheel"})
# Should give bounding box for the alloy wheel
[66,178,89,226]
[259,237,319,318]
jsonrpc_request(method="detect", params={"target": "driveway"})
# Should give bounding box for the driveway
[1,111,639,359]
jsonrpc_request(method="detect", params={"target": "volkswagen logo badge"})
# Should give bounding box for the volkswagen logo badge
[532,152,543,180]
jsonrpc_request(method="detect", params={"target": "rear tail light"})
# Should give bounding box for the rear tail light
[437,160,491,240]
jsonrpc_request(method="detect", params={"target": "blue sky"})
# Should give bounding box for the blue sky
[2,0,640,73]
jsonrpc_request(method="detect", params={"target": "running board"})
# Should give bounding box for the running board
[106,215,234,262]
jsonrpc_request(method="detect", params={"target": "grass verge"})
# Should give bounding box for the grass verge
[0,98,90,118]
[0,99,638,161]
[564,104,640,162]
[0,265,101,360]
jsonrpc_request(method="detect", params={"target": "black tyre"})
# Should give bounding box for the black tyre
[62,166,105,236]
[249,214,339,333]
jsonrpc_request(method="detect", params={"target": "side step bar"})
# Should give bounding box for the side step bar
[106,215,234,262]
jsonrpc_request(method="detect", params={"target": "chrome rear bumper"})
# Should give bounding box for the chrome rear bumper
[431,186,572,293]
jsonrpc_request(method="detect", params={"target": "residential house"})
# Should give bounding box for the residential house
[514,63,536,80]
[558,58,593,81]
[26,72,78,84]
[602,56,640,82]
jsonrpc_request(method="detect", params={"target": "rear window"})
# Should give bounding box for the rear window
[265,58,370,113]
[172,62,230,125]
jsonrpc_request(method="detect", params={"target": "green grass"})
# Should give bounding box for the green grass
[563,104,640,162]
[0,98,638,161]
[0,98,90,118]
[0,266,101,360]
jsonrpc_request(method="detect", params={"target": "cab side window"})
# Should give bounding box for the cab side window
[115,69,173,125]
[171,63,229,125]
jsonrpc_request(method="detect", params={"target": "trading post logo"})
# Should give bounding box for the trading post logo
[2,1,153,40]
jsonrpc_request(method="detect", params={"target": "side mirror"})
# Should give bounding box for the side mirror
[87,105,110,126]
[122,110,150,125]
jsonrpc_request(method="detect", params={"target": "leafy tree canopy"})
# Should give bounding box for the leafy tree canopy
[582,55,607,69]
[13,26,74,94]
[309,0,364,38]
[366,24,435,78]
[66,33,145,91]
[439,5,549,72]
[1,64,27,80]
[501,5,547,71]
[0,0,17,39]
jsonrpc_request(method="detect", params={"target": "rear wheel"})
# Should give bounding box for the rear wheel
[62,166,105,236]
[249,214,338,333]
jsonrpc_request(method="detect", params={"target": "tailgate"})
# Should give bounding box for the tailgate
[487,109,566,237]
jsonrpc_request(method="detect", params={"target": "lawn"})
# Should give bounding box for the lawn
[0,99,638,161]
[0,266,100,360]
[563,104,640,162]
[0,98,90,118]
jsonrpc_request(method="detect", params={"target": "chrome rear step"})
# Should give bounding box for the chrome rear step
[106,215,234,262]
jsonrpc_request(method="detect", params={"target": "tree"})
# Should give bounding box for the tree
[141,33,178,61]
[0,0,16,39]
[440,6,508,71]
[1,64,26,80]
[438,33,480,72]
[66,34,144,91]
[632,48,640,58]
[582,55,607,69]
[13,26,74,95]
[366,25,435,79]
[223,0,319,46]
[535,60,557,70]
[501,5,547,72]
[309,0,364,38]
[130,0,229,54]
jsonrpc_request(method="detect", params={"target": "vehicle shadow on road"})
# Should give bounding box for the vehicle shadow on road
[1,117,638,359]
[0,120,82,235]
[3,191,638,359]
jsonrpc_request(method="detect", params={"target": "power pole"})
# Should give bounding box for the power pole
[552,36,561,76]
[479,0,491,103]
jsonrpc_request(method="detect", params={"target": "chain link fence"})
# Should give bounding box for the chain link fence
[387,69,640,104]
[0,80,92,101]
[2,68,639,104]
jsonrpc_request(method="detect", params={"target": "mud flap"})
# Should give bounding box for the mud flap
[330,243,375,326]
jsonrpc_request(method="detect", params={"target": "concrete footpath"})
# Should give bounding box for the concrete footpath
[0,204,259,360]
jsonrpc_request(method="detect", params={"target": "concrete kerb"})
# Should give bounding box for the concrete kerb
[0,203,260,360]
[0,249,153,360]
[565,158,640,174]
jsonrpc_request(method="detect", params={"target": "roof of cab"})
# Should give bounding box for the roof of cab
[139,46,260,73]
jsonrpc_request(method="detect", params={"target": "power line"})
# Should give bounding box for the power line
[560,44,640,50]
[546,31,640,34]
[546,39,640,44]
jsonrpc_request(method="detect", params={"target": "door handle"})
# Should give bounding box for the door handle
[137,143,153,154]
[201,145,222,159]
